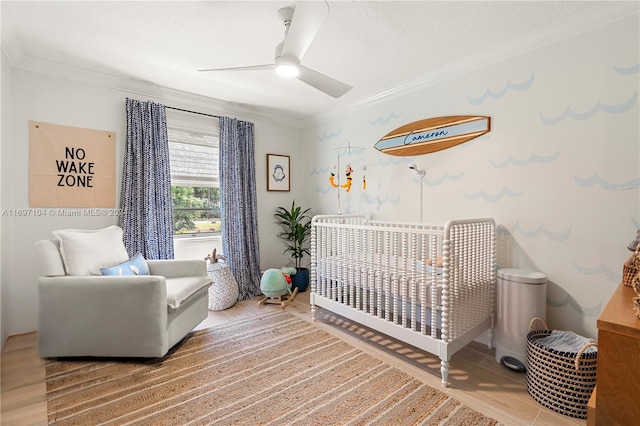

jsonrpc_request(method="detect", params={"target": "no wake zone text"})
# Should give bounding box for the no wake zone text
[56,147,95,187]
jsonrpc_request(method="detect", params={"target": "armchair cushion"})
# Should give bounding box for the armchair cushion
[53,225,129,275]
[100,253,150,276]
[34,239,66,277]
[166,276,213,310]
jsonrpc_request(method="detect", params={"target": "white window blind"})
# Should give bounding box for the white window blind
[168,121,219,188]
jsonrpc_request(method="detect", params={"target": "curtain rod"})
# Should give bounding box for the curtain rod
[166,106,220,119]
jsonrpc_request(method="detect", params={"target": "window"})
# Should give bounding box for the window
[167,111,220,237]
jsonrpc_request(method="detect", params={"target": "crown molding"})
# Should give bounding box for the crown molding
[4,2,637,130]
[304,2,640,128]
[2,53,306,128]
[0,22,23,68]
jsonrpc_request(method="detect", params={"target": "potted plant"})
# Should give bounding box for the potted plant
[274,200,312,292]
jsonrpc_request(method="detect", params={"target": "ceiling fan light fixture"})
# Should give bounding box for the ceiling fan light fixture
[275,61,299,78]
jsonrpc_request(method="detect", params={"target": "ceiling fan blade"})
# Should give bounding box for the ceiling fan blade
[281,1,329,60]
[297,65,352,98]
[198,64,274,72]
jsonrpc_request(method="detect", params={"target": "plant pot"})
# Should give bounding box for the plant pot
[291,267,309,292]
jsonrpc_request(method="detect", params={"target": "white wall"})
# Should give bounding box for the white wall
[254,119,309,269]
[303,13,639,338]
[1,51,12,347]
[3,7,637,347]
[0,69,304,344]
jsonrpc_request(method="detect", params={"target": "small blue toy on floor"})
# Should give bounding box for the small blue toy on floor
[258,267,298,309]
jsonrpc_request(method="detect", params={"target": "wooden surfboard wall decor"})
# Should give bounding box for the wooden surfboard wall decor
[375,115,491,156]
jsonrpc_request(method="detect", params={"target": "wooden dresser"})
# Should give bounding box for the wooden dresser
[588,282,640,425]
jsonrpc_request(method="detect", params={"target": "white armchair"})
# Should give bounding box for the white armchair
[35,226,212,358]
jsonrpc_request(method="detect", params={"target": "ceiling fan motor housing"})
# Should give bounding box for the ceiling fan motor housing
[277,6,294,25]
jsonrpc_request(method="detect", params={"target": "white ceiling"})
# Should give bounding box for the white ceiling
[2,1,632,126]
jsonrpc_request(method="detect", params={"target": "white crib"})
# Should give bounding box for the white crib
[310,215,497,386]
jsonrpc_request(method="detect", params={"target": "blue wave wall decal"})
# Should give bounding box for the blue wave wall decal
[574,173,640,190]
[548,295,601,317]
[574,263,622,283]
[317,130,341,142]
[468,74,535,105]
[335,146,366,157]
[424,172,465,186]
[464,186,522,202]
[369,112,402,125]
[540,92,638,125]
[490,150,561,168]
[315,186,334,194]
[308,166,332,175]
[362,194,401,205]
[614,64,640,75]
[378,157,416,167]
[507,222,572,241]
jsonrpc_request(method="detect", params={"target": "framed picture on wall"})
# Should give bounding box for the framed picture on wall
[267,153,290,192]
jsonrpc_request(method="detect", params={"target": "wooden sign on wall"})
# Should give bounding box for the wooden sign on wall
[29,121,116,208]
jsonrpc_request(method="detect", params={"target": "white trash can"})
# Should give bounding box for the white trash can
[495,268,546,371]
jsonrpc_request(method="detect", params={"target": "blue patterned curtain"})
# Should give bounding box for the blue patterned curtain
[119,98,174,259]
[219,117,261,299]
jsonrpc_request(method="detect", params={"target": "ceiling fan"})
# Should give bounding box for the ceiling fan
[199,1,352,98]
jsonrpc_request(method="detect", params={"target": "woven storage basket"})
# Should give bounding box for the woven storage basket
[526,318,597,419]
[207,262,239,311]
[623,248,639,287]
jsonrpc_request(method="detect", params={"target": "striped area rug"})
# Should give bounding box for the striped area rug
[46,311,499,425]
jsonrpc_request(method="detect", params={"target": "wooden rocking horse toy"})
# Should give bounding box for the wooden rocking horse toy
[258,267,298,309]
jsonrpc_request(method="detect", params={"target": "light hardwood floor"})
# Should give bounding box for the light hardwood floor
[2,291,586,426]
